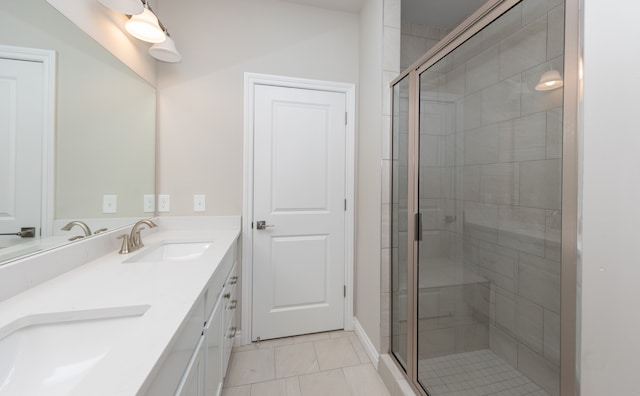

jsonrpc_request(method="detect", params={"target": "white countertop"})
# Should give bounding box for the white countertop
[0,227,240,396]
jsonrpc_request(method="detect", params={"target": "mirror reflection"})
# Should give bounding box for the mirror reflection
[0,0,156,265]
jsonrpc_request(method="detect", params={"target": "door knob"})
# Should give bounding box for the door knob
[256,221,275,230]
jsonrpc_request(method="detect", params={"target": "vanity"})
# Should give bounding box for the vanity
[0,217,241,396]
[1,2,239,394]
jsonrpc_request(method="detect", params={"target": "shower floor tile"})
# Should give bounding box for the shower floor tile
[418,349,550,396]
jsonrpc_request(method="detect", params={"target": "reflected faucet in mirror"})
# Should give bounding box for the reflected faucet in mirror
[61,221,92,241]
[118,219,157,254]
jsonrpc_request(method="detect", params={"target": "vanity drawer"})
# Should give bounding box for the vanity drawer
[204,241,236,319]
[222,316,236,376]
[223,263,238,305]
[221,264,237,324]
[221,265,238,375]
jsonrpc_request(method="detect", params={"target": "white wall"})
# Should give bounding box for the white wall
[580,1,640,394]
[356,0,383,351]
[155,0,360,216]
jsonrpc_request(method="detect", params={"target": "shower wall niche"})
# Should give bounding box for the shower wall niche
[390,1,568,395]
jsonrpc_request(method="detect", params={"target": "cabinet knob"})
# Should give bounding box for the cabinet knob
[228,299,238,310]
[227,327,237,339]
[223,292,231,299]
[229,276,238,285]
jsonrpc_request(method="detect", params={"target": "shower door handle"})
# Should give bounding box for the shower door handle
[414,213,422,242]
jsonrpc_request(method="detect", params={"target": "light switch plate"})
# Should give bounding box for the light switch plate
[193,194,206,212]
[157,194,170,212]
[144,195,155,213]
[103,195,117,214]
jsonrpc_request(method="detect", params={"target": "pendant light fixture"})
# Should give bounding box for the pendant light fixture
[97,0,182,62]
[97,0,143,15]
[149,32,182,63]
[535,69,564,91]
[125,3,166,44]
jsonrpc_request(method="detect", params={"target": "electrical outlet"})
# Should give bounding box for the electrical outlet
[193,194,206,212]
[157,194,170,212]
[103,195,117,214]
[144,195,155,213]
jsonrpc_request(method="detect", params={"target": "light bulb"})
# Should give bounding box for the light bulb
[535,69,564,91]
[125,7,166,43]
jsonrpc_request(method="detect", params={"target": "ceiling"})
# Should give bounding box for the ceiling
[282,0,367,13]
[281,0,489,30]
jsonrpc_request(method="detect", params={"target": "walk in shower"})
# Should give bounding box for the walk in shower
[389,1,577,395]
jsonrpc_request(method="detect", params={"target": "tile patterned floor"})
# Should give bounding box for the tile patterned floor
[222,330,391,396]
[418,350,550,396]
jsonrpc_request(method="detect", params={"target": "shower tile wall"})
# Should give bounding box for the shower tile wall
[401,22,450,71]
[417,2,564,395]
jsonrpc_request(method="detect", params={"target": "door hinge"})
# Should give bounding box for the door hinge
[344,199,347,211]
[345,112,348,125]
[251,221,253,229]
[344,285,346,298]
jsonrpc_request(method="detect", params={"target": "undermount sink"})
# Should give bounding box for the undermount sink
[123,241,212,263]
[0,305,149,396]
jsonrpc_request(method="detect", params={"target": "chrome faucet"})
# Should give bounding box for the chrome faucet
[61,221,92,240]
[118,219,157,254]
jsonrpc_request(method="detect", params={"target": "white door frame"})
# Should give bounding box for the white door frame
[0,45,56,237]
[242,73,355,345]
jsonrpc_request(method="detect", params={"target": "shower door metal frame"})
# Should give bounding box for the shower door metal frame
[388,0,581,394]
[560,0,580,394]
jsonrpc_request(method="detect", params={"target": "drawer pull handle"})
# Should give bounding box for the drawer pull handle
[223,292,231,299]
[229,276,238,285]
[228,327,237,339]
[228,299,237,310]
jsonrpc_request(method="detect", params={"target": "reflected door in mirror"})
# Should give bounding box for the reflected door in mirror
[0,57,44,248]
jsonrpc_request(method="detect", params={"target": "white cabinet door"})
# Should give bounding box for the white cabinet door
[175,336,205,396]
[144,299,205,396]
[252,84,346,341]
[204,297,223,396]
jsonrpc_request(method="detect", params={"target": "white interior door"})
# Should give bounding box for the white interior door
[252,84,346,341]
[0,57,44,247]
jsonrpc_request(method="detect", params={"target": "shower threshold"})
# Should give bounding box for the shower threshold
[418,349,550,396]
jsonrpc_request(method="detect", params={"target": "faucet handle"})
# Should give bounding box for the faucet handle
[118,234,131,254]
[132,228,146,247]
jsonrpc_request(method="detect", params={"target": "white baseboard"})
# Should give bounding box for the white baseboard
[353,317,379,368]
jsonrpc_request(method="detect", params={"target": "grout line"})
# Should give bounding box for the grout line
[272,343,277,382]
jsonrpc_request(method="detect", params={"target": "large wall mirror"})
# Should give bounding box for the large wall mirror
[0,0,156,265]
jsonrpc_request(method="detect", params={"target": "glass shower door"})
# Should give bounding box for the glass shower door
[391,75,410,370]
[414,1,564,395]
